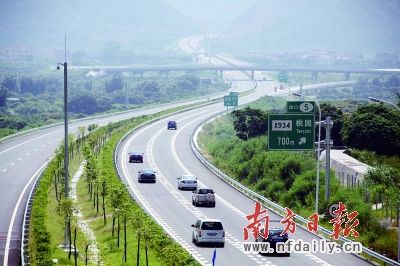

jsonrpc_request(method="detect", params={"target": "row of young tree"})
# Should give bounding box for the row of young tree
[30,110,199,265]
[231,101,400,156]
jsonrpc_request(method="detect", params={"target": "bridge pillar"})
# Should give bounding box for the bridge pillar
[312,72,318,83]
[251,70,255,80]
[344,73,351,81]
[220,70,223,79]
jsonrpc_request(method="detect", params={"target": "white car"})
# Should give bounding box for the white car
[191,218,225,247]
[177,175,197,190]
[192,187,215,207]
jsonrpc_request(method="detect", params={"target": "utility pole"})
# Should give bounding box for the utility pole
[58,36,69,247]
[323,117,333,202]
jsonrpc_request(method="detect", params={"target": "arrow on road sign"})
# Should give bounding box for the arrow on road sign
[299,137,306,145]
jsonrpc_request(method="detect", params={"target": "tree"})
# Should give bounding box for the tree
[0,87,8,108]
[232,107,268,140]
[106,75,123,93]
[364,166,400,221]
[318,103,345,146]
[1,76,17,91]
[342,104,400,155]
[69,93,98,114]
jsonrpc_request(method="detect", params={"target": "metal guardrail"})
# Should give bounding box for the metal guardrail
[20,159,51,266]
[0,90,228,145]
[190,115,400,266]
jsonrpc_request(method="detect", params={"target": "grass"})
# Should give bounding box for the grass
[44,153,93,265]
[196,96,399,263]
[76,169,165,265]
[32,100,222,265]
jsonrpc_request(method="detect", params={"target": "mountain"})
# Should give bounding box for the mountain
[219,0,400,53]
[166,0,259,32]
[0,0,200,51]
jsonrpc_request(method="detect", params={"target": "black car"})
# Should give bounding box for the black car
[138,169,156,183]
[129,152,143,163]
[167,121,177,130]
[256,228,290,256]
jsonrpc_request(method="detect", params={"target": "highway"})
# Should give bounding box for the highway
[115,74,371,265]
[0,96,228,265]
[0,35,235,265]
[0,35,372,266]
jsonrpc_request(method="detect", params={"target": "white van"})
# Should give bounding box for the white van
[191,218,225,247]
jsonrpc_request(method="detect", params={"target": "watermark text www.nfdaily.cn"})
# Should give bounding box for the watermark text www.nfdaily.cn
[242,239,362,254]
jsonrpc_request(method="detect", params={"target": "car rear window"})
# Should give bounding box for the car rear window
[199,189,212,194]
[269,229,284,236]
[201,222,223,230]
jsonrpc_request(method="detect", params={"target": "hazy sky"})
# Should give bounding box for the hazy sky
[166,0,259,31]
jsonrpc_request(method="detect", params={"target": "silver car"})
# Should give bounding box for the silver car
[192,187,215,207]
[191,218,225,247]
[177,175,197,190]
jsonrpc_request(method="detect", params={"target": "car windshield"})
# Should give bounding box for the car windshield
[182,175,194,180]
[201,222,223,230]
[131,152,142,156]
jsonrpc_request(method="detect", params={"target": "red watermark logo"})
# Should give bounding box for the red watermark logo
[243,201,360,241]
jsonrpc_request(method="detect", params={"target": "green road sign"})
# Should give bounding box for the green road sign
[224,92,238,107]
[278,71,288,83]
[287,101,315,113]
[268,114,315,150]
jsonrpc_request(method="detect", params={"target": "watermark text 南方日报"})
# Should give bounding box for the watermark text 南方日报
[242,201,362,254]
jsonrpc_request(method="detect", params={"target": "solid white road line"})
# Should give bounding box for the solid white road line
[3,159,51,266]
[0,129,62,156]
[170,110,333,266]
[121,115,208,265]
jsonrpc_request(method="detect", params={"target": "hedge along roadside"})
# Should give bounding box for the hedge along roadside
[27,98,224,265]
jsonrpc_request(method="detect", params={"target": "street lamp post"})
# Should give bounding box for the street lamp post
[292,92,321,214]
[368,97,400,111]
[57,36,69,247]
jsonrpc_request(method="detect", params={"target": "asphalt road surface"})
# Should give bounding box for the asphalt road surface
[115,76,371,266]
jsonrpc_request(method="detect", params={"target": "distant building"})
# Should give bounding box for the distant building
[6,97,20,102]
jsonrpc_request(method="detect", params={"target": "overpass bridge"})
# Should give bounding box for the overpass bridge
[72,64,400,82]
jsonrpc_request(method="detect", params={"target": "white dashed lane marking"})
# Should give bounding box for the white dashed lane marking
[25,152,30,156]
[10,163,15,167]
[2,169,7,173]
[18,157,22,161]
